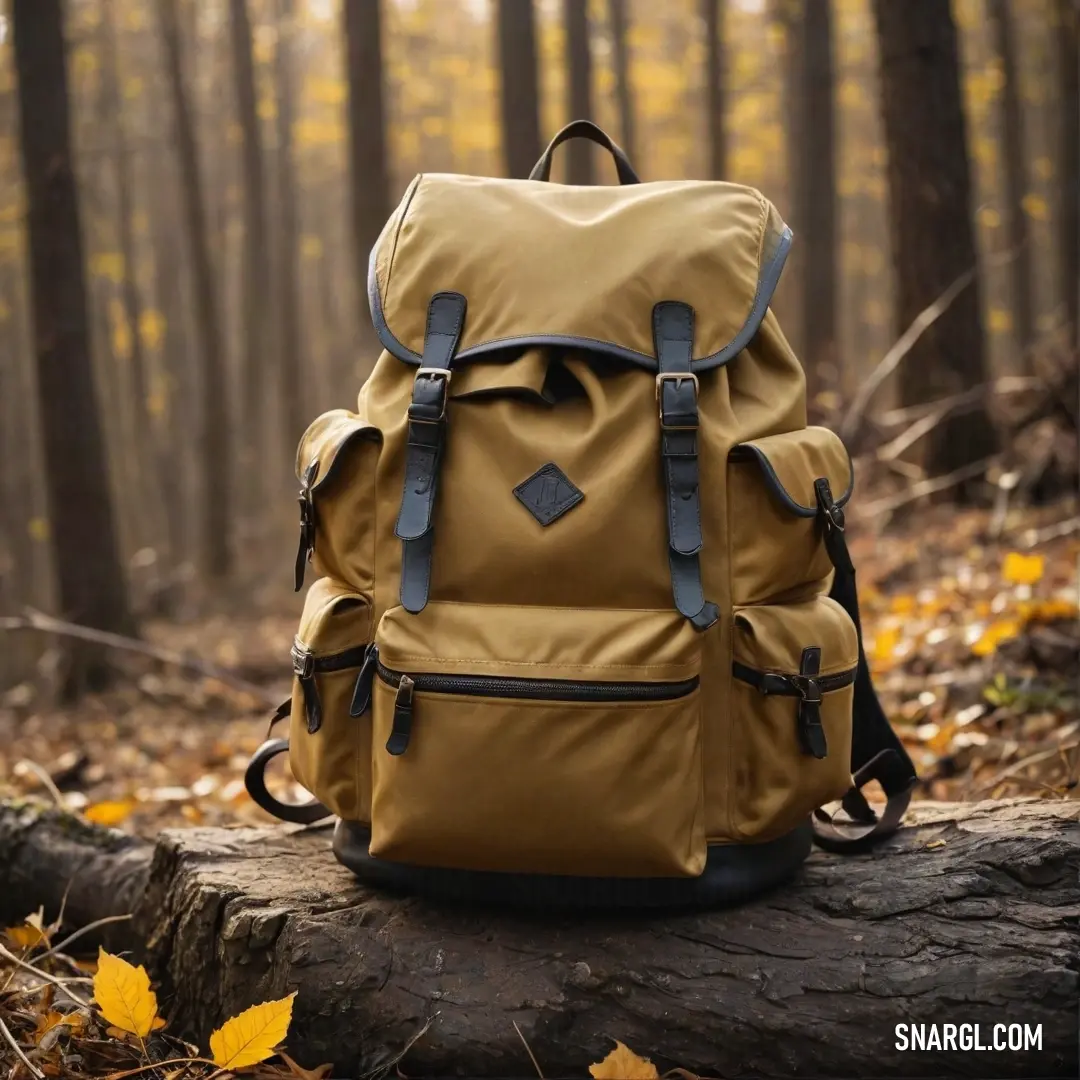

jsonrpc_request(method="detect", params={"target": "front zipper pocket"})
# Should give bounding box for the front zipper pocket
[729,596,858,841]
[363,602,707,877]
[285,577,374,823]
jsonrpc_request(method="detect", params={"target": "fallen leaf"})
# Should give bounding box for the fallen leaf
[972,618,1022,657]
[589,1041,660,1080]
[926,839,947,850]
[5,909,49,950]
[1002,552,1044,586]
[84,798,139,826]
[33,1010,84,1046]
[209,993,297,1069]
[279,1049,333,1080]
[93,948,161,1038]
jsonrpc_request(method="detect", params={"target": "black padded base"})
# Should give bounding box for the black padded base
[332,820,813,912]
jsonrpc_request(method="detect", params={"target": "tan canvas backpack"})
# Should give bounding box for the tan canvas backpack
[245,122,918,908]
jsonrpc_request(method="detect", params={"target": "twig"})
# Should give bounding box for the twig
[0,1011,46,1080]
[0,941,91,1008]
[876,402,953,462]
[513,1021,545,1079]
[873,376,1044,428]
[861,457,997,518]
[38,914,134,961]
[102,1056,219,1080]
[1021,515,1080,547]
[839,265,977,445]
[12,760,69,811]
[0,607,280,706]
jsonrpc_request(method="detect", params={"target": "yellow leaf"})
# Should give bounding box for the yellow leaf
[589,1041,659,1080]
[1002,551,1044,586]
[972,618,1022,657]
[871,625,901,664]
[300,235,323,260]
[123,76,144,100]
[1021,193,1049,221]
[138,309,167,351]
[6,911,48,950]
[27,517,50,542]
[209,993,296,1069]
[977,206,1001,229]
[84,799,138,827]
[90,251,125,283]
[988,307,1013,333]
[926,838,947,850]
[93,948,161,1038]
[1033,156,1054,180]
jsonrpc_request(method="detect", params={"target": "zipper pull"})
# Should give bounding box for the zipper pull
[349,644,379,717]
[386,674,415,756]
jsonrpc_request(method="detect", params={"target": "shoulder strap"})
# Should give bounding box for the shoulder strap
[811,476,919,852]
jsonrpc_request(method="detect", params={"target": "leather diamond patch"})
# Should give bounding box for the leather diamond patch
[512,462,584,527]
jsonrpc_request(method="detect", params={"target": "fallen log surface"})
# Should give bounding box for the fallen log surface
[1,797,1077,1079]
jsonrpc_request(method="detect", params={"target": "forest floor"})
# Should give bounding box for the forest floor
[1,496,1077,840]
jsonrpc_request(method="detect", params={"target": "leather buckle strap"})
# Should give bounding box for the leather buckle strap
[395,292,467,615]
[652,301,717,632]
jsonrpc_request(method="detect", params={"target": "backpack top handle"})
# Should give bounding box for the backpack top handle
[528,119,641,185]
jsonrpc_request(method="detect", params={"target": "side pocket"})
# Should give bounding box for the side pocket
[294,409,382,594]
[288,577,374,823]
[728,426,853,605]
[730,596,857,841]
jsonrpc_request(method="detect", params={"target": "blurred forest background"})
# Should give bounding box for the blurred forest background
[0,0,1077,829]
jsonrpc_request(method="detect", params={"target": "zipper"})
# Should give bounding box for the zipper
[732,659,857,760]
[354,646,699,756]
[291,639,370,734]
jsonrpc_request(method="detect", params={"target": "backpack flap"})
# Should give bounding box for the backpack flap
[294,410,382,593]
[368,172,792,373]
[728,426,854,605]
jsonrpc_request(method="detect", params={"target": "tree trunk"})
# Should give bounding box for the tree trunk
[1057,0,1079,349]
[11,0,136,694]
[988,0,1036,366]
[1,798,1076,1079]
[155,0,232,580]
[342,0,390,369]
[871,0,999,485]
[563,0,594,184]
[795,0,837,397]
[702,0,726,179]
[495,0,543,179]
[274,0,305,454]
[608,0,637,166]
[228,0,272,501]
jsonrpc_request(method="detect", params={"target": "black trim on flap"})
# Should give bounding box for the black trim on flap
[366,213,793,374]
[729,438,854,518]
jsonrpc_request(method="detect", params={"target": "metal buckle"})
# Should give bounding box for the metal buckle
[789,674,823,704]
[410,368,452,424]
[655,372,699,430]
[290,641,315,680]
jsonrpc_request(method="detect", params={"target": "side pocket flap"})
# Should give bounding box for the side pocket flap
[731,426,853,518]
[296,409,382,494]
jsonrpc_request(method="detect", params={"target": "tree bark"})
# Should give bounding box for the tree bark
[342,0,390,368]
[1057,0,1079,349]
[1,798,1076,1079]
[155,0,232,579]
[11,0,136,694]
[988,0,1036,366]
[274,0,305,454]
[495,0,543,179]
[795,0,837,397]
[702,0,726,180]
[563,0,594,184]
[608,0,637,167]
[871,0,999,486]
[228,0,272,498]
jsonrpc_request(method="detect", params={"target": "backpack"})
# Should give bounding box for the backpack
[244,121,918,909]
